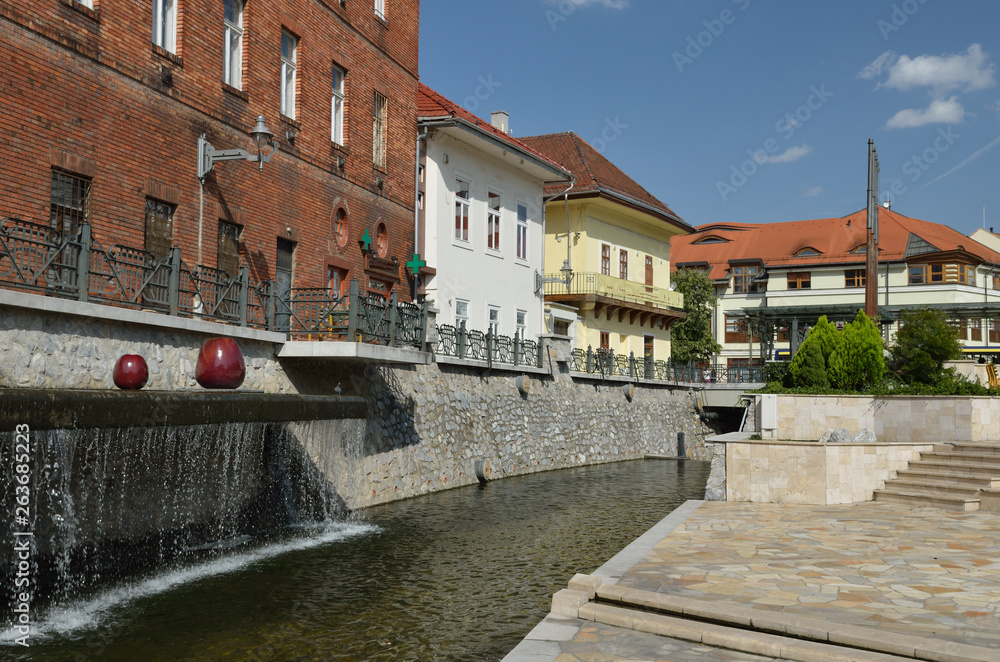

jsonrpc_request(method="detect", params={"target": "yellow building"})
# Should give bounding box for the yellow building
[520,132,692,368]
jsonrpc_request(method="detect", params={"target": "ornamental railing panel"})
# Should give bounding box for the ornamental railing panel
[570,346,764,383]
[434,323,541,368]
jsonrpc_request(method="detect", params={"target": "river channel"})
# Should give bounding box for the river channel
[12,459,709,661]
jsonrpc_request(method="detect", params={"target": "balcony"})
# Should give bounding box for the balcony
[541,271,685,329]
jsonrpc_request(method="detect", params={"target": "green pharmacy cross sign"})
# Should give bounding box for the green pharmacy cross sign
[360,229,373,253]
[406,253,426,276]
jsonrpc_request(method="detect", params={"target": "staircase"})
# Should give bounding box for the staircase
[874,443,1000,511]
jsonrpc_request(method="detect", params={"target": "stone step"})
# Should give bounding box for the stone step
[884,478,982,498]
[874,488,980,511]
[891,470,999,490]
[905,460,1000,475]
[945,443,1000,456]
[916,452,1000,467]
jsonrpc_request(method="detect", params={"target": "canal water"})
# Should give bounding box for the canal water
[9,459,709,661]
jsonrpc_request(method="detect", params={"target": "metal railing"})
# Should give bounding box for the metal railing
[0,217,427,347]
[540,271,684,310]
[570,346,765,383]
[435,323,541,368]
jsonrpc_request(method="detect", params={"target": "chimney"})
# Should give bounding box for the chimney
[491,110,510,134]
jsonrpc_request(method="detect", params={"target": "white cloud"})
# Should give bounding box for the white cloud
[758,144,813,164]
[885,97,965,129]
[803,186,825,198]
[861,44,995,93]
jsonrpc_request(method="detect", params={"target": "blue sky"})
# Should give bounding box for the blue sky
[419,0,1000,237]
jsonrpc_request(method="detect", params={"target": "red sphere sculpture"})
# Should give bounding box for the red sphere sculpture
[113,354,149,390]
[195,337,246,389]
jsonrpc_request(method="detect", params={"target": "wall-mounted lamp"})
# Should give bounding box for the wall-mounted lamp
[574,232,581,240]
[285,129,297,143]
[197,115,277,180]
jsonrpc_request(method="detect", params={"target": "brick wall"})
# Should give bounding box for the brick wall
[0,0,420,298]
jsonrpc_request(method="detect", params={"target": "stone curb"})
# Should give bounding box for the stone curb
[580,580,996,662]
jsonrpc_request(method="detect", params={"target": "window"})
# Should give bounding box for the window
[152,0,177,53]
[909,263,976,286]
[516,203,528,261]
[850,244,867,254]
[486,190,501,251]
[375,222,388,258]
[948,319,967,340]
[516,310,526,340]
[693,235,728,245]
[600,244,611,276]
[645,256,653,286]
[373,91,387,168]
[333,208,348,247]
[991,319,1000,344]
[454,177,470,242]
[50,169,91,236]
[554,319,569,336]
[331,66,345,145]
[144,198,175,263]
[786,271,811,290]
[994,274,1000,290]
[218,222,241,278]
[487,306,500,336]
[619,249,628,280]
[794,247,820,257]
[223,0,244,89]
[375,0,386,20]
[845,269,866,288]
[725,315,760,343]
[599,331,610,350]
[280,30,298,119]
[328,266,348,297]
[455,299,468,328]
[732,265,758,293]
[971,318,983,342]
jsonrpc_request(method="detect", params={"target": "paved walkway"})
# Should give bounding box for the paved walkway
[503,500,1000,661]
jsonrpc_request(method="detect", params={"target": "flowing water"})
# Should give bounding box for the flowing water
[5,459,709,662]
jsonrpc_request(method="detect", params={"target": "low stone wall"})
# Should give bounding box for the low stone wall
[725,440,935,504]
[758,394,1000,443]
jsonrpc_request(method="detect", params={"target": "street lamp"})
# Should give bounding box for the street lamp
[197,115,278,180]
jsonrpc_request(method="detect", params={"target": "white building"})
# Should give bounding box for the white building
[417,84,571,341]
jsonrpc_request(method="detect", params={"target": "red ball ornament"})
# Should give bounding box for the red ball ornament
[113,354,149,390]
[195,337,246,389]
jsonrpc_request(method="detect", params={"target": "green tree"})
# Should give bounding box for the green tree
[787,315,840,386]
[670,268,722,363]
[788,341,830,388]
[828,309,886,390]
[889,307,962,384]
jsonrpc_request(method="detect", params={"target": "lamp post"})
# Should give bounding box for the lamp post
[195,116,278,263]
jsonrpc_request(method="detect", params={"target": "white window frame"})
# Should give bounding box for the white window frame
[77,0,94,8]
[486,189,502,253]
[455,299,469,328]
[375,0,386,20]
[280,30,298,120]
[454,176,471,243]
[487,305,501,337]
[373,91,387,167]
[152,0,177,53]
[331,65,346,145]
[223,0,244,89]
[516,310,526,340]
[516,201,529,262]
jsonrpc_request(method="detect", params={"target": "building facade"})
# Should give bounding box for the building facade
[2,0,420,310]
[416,86,571,341]
[520,132,691,365]
[671,206,1000,366]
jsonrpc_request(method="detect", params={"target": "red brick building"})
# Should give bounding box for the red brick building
[1,0,419,302]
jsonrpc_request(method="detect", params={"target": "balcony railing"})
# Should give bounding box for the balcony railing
[570,346,764,383]
[435,323,541,368]
[0,217,427,348]
[541,271,684,310]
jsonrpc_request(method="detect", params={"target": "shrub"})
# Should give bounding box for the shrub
[764,361,790,385]
[889,307,963,384]
[789,341,830,388]
[828,310,885,390]
[787,315,839,386]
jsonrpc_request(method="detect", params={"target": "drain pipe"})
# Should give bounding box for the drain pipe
[414,127,428,298]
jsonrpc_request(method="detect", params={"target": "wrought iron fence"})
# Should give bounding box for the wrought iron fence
[0,217,427,348]
[435,323,541,368]
[570,346,765,383]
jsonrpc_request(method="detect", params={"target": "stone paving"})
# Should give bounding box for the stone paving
[503,500,1000,661]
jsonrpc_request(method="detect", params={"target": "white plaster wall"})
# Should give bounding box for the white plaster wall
[423,131,547,339]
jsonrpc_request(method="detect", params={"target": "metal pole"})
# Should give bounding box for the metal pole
[865,139,880,319]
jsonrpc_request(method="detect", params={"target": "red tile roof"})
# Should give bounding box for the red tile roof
[519,132,689,231]
[672,207,1000,282]
[417,83,568,177]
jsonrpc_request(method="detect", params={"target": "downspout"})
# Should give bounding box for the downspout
[414,126,428,299]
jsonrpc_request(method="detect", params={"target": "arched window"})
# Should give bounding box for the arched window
[334,208,349,247]
[375,222,388,258]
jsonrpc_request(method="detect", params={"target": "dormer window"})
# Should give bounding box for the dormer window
[850,244,867,254]
[794,247,821,257]
[732,265,758,294]
[693,235,729,245]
